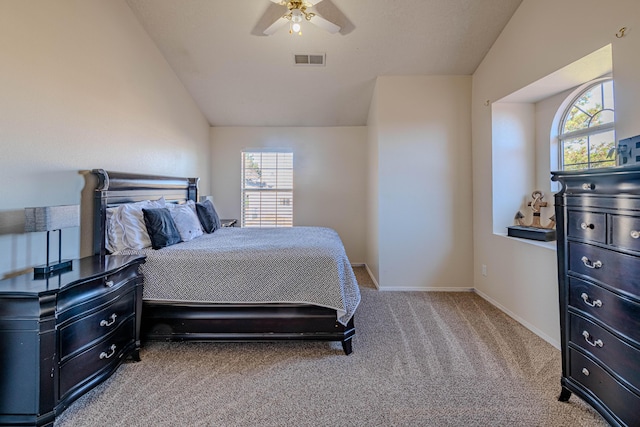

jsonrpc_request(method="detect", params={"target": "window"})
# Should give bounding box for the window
[241,150,293,227]
[559,79,615,170]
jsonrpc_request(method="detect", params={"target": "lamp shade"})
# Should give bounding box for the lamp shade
[25,205,80,232]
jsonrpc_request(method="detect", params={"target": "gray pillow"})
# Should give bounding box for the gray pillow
[195,199,221,233]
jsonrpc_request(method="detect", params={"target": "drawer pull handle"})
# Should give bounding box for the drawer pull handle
[631,230,640,239]
[100,344,117,360]
[582,183,595,190]
[581,256,602,269]
[582,330,603,348]
[580,293,602,308]
[580,222,594,230]
[105,280,115,288]
[100,313,117,327]
[582,368,590,376]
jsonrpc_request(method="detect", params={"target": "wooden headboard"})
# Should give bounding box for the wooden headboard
[91,169,199,256]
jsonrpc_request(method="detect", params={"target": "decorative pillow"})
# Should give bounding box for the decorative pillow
[195,199,221,233]
[118,198,166,250]
[142,208,182,249]
[166,201,203,242]
[105,207,127,253]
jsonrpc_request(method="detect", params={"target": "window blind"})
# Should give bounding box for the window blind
[241,151,293,227]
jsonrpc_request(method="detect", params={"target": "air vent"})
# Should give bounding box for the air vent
[293,53,325,66]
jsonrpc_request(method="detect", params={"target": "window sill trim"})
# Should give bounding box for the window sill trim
[495,232,557,251]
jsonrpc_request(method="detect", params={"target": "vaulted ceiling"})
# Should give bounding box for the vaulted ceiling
[126,0,523,127]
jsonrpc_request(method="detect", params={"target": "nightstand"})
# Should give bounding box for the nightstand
[221,218,238,227]
[0,254,145,427]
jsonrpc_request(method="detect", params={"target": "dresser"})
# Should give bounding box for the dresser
[552,166,640,427]
[0,254,145,427]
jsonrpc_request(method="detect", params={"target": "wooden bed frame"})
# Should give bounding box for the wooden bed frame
[91,169,355,355]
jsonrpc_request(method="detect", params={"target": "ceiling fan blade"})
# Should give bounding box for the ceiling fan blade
[310,14,340,34]
[269,0,287,4]
[263,17,289,35]
[304,0,323,5]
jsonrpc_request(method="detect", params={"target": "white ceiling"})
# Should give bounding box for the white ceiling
[125,0,523,127]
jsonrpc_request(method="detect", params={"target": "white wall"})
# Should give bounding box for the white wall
[366,84,381,283]
[209,126,367,263]
[472,0,640,346]
[0,0,210,278]
[368,76,473,290]
[536,89,574,194]
[491,102,536,233]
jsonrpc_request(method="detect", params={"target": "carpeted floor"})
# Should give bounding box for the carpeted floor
[54,267,607,426]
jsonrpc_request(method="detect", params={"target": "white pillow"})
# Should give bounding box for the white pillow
[167,200,203,242]
[105,207,127,253]
[117,197,166,250]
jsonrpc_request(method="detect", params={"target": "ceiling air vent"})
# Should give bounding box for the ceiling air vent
[293,53,325,66]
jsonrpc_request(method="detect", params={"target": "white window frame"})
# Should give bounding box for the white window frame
[241,149,293,228]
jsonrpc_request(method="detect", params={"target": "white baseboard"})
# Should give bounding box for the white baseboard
[378,286,474,292]
[350,263,380,289]
[473,288,560,349]
[363,264,380,289]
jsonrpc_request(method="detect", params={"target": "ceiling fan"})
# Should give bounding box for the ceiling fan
[263,1,341,36]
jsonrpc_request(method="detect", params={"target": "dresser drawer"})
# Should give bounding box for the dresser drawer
[57,273,138,323]
[57,265,141,314]
[569,349,640,426]
[567,211,606,243]
[59,317,134,400]
[568,242,640,300]
[611,214,640,253]
[569,313,640,394]
[569,277,640,346]
[59,288,135,362]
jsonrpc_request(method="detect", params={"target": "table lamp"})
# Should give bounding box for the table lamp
[25,204,80,277]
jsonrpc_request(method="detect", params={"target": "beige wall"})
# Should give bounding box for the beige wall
[472,0,640,346]
[0,1,210,278]
[368,75,473,290]
[210,126,367,263]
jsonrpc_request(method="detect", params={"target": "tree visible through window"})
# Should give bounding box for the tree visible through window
[559,80,615,170]
[241,150,293,227]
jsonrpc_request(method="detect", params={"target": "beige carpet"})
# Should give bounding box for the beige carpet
[54,267,607,426]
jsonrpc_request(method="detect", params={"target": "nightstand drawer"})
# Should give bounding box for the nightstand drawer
[569,313,640,394]
[57,273,139,324]
[568,242,640,300]
[59,317,134,400]
[567,211,606,243]
[57,266,141,314]
[611,214,640,253]
[569,277,640,345]
[569,349,640,426]
[59,288,135,362]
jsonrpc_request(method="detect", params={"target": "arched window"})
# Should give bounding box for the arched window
[559,79,615,170]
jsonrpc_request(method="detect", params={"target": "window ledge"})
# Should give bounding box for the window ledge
[495,232,557,251]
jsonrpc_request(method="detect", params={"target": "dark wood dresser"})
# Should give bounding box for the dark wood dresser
[552,166,640,427]
[0,255,145,427]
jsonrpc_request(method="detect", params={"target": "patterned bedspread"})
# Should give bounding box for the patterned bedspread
[118,226,360,325]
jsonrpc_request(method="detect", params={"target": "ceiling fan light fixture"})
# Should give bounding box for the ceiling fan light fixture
[291,8,303,23]
[263,0,340,36]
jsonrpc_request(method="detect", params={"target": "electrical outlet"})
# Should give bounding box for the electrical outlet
[481,264,487,277]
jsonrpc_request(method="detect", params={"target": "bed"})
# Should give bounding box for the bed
[91,169,359,354]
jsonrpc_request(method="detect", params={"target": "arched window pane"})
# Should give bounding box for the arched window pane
[591,110,614,127]
[559,80,615,170]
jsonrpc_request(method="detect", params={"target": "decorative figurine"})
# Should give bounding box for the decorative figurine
[514,191,555,229]
[508,190,556,241]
